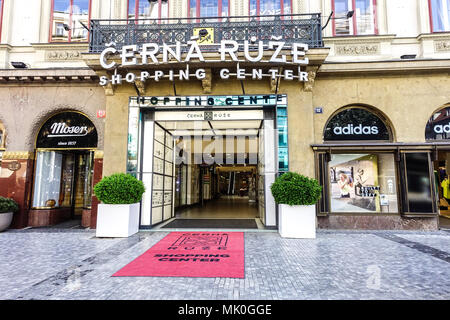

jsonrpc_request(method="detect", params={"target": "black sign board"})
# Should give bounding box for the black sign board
[324,108,390,141]
[36,112,98,149]
[425,107,450,141]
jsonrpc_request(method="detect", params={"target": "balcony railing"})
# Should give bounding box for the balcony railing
[89,13,323,53]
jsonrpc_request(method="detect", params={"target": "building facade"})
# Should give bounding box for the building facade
[0,0,449,230]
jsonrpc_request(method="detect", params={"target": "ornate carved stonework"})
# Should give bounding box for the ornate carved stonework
[2,151,34,160]
[435,41,450,52]
[135,79,146,95]
[46,51,83,61]
[335,44,379,55]
[303,67,318,92]
[202,68,212,94]
[270,77,277,93]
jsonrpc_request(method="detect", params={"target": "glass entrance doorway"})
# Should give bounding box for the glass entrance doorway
[137,110,277,229]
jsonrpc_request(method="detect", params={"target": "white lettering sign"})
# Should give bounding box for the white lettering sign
[49,123,88,137]
[333,124,379,135]
[98,40,309,86]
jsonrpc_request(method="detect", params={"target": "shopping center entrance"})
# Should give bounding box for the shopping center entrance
[136,107,278,230]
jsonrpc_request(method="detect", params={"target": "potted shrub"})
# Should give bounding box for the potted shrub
[94,173,145,238]
[271,172,322,239]
[0,197,19,232]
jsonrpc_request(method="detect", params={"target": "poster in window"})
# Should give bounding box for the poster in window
[330,154,381,212]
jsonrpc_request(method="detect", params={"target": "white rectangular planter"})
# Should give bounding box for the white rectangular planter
[278,204,316,239]
[96,203,140,238]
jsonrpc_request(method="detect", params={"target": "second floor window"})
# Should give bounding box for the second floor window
[189,0,229,18]
[128,0,169,22]
[50,0,91,42]
[333,0,377,36]
[430,0,450,32]
[249,0,292,17]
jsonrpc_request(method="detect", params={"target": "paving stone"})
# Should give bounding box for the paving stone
[0,229,449,299]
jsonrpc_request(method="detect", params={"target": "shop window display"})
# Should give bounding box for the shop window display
[32,151,94,210]
[329,153,398,213]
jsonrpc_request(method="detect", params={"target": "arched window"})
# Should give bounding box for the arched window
[332,0,377,36]
[50,0,91,42]
[324,107,391,142]
[128,0,169,21]
[425,105,450,140]
[33,112,97,210]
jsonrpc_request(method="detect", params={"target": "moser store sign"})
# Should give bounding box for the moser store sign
[98,39,310,85]
[36,112,98,149]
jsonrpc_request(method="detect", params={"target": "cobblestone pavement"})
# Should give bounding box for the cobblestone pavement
[0,229,449,300]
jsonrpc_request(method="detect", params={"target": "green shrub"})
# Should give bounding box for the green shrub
[270,172,322,206]
[0,197,19,213]
[94,173,145,204]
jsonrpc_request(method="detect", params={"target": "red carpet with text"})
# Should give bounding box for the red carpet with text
[113,232,244,278]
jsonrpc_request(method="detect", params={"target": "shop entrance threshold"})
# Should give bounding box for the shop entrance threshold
[143,218,277,232]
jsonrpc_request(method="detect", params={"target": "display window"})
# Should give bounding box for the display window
[50,0,91,42]
[429,0,450,32]
[32,151,94,212]
[329,153,398,213]
[32,111,98,217]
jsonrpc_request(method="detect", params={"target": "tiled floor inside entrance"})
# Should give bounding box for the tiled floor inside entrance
[0,229,449,300]
[175,196,258,219]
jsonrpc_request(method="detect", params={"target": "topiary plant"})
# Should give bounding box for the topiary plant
[0,197,19,214]
[270,172,322,206]
[94,173,145,205]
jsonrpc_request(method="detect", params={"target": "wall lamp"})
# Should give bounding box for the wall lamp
[322,10,354,30]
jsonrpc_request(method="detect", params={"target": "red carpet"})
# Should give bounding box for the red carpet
[113,232,244,278]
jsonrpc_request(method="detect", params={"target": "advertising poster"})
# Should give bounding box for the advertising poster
[330,154,381,213]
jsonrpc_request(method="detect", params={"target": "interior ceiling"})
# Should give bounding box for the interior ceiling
[156,120,262,136]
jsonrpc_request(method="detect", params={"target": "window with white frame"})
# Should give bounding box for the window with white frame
[189,0,229,18]
[50,0,91,42]
[249,0,292,16]
[128,0,168,22]
[333,0,377,36]
[430,0,450,32]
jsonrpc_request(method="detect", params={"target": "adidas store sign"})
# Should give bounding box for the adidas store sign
[433,123,450,134]
[333,124,379,135]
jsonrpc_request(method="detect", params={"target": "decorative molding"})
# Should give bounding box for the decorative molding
[134,79,146,95]
[270,77,277,93]
[335,44,380,55]
[202,68,212,94]
[46,50,83,61]
[2,151,34,160]
[303,66,318,92]
[435,41,450,52]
